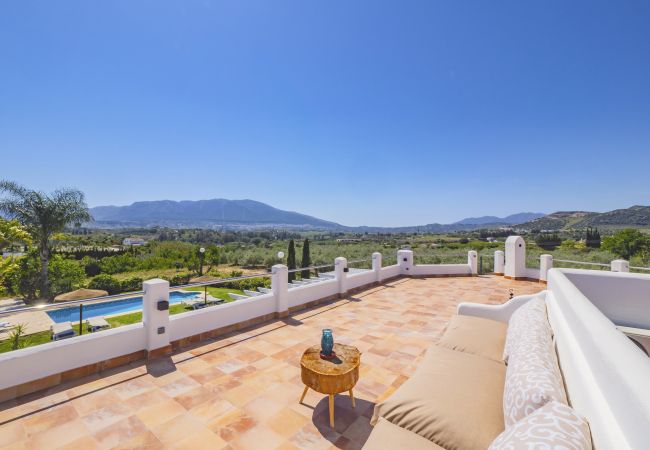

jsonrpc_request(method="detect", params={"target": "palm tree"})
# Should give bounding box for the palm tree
[0,181,93,299]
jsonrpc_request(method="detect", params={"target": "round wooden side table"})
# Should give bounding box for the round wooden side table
[299,343,361,427]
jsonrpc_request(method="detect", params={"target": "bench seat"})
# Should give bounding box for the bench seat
[371,345,505,450]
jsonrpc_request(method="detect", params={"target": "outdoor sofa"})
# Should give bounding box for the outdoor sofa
[364,268,650,449]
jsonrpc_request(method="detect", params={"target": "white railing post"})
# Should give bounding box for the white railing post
[335,257,348,297]
[505,236,526,279]
[468,250,478,275]
[397,249,414,275]
[142,278,171,358]
[272,264,289,317]
[540,254,553,282]
[611,259,630,273]
[494,250,505,275]
[372,252,382,283]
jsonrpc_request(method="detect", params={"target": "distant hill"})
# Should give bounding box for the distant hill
[90,199,341,229]
[89,200,547,232]
[516,206,650,231]
[575,205,650,228]
[516,211,597,231]
[88,199,650,232]
[454,212,544,226]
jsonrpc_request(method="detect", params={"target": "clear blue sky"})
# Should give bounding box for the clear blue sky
[1,1,649,227]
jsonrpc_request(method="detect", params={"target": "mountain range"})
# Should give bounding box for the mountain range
[89,199,650,232]
[90,199,339,229]
[89,199,542,231]
[516,206,650,231]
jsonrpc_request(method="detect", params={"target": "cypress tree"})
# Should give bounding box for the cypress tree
[301,238,311,279]
[287,239,296,282]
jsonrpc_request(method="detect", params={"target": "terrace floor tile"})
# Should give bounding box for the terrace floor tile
[0,275,541,449]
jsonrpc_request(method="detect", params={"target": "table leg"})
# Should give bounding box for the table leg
[349,389,356,408]
[299,386,308,404]
[329,394,335,427]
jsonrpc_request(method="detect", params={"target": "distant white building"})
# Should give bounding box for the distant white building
[122,238,146,246]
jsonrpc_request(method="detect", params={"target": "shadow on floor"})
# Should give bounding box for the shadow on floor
[310,394,375,449]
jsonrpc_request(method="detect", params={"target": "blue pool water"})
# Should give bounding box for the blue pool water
[46,291,201,323]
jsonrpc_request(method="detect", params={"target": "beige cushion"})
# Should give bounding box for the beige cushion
[503,325,567,427]
[503,297,550,363]
[489,401,592,450]
[372,345,505,450]
[363,418,445,450]
[438,315,507,362]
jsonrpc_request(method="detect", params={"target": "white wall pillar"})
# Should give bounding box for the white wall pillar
[494,250,505,275]
[540,254,553,282]
[272,264,289,316]
[468,250,478,275]
[372,252,382,283]
[142,278,171,356]
[611,259,630,272]
[335,257,348,296]
[505,236,527,279]
[397,249,414,275]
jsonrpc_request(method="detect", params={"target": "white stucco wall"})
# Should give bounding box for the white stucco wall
[346,270,376,291]
[547,269,650,450]
[0,323,146,390]
[411,264,472,276]
[559,269,650,329]
[379,264,400,280]
[287,279,338,308]
[169,293,275,342]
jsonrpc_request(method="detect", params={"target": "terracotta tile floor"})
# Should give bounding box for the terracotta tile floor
[0,276,542,450]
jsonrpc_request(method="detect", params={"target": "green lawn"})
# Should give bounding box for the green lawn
[0,290,248,354]
[0,330,51,353]
[184,286,245,302]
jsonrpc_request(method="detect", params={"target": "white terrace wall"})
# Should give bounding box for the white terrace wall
[0,248,476,396]
[559,269,650,329]
[0,324,145,391]
[546,269,650,449]
[169,293,276,342]
[287,280,338,309]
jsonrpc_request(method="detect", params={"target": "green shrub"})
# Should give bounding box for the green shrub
[120,276,143,292]
[81,256,101,276]
[99,254,138,274]
[6,253,40,300]
[48,256,85,297]
[170,273,192,286]
[88,274,121,295]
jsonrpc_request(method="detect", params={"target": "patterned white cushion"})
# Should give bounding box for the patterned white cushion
[503,297,550,363]
[503,308,567,427]
[489,401,592,450]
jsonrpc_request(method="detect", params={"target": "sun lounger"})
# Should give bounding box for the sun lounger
[243,290,262,297]
[183,298,205,310]
[228,293,250,301]
[86,317,110,333]
[51,322,76,341]
[257,287,272,294]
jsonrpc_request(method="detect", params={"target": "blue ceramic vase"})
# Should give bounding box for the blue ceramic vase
[321,329,334,356]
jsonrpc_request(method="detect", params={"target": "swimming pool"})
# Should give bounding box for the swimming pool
[46,291,201,323]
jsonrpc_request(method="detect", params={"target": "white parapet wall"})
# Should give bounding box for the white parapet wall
[411,264,473,276]
[346,270,377,291]
[379,264,400,280]
[0,248,496,395]
[546,268,650,449]
[0,323,146,391]
[169,293,276,342]
[287,279,338,308]
[555,268,650,329]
